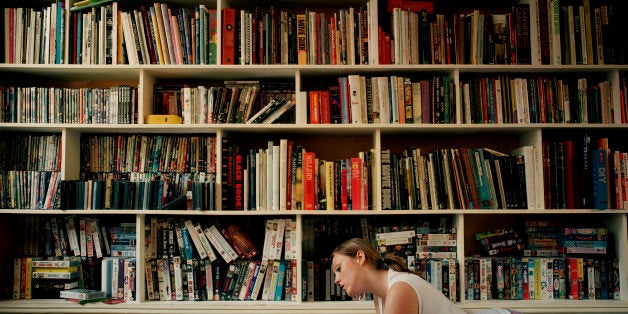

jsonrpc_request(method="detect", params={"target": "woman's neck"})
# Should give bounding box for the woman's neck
[371,268,390,299]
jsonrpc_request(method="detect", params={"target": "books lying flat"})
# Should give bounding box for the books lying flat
[60,288,106,301]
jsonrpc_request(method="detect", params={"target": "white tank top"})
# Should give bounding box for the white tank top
[378,269,466,314]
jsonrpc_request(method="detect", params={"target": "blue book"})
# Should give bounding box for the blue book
[274,259,286,301]
[56,2,65,64]
[76,12,83,64]
[592,149,609,209]
[180,223,194,259]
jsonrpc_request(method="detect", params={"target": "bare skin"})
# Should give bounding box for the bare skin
[332,249,420,314]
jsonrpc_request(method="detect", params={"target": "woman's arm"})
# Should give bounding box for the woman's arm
[382,282,419,314]
[374,296,381,314]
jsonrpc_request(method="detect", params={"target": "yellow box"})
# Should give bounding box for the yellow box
[145,114,183,124]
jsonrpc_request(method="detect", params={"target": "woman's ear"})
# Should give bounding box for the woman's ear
[355,250,366,265]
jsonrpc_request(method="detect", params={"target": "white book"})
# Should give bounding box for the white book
[273,144,281,210]
[237,260,256,300]
[120,12,138,65]
[195,223,217,262]
[540,258,548,299]
[186,259,195,301]
[273,219,285,260]
[133,10,150,64]
[348,75,363,124]
[172,256,183,300]
[64,216,80,256]
[209,225,238,261]
[182,86,192,124]
[99,6,106,64]
[279,139,288,211]
[378,76,391,123]
[511,145,541,209]
[144,259,155,300]
[266,142,273,210]
[15,8,24,64]
[261,219,274,261]
[91,219,103,258]
[42,7,50,64]
[156,258,171,300]
[203,227,231,263]
[183,219,208,260]
[250,260,268,300]
[111,3,118,64]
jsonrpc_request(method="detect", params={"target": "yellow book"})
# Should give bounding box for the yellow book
[33,266,79,273]
[325,161,335,211]
[150,7,165,64]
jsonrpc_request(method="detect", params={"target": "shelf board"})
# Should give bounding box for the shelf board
[1,209,625,215]
[461,299,628,313]
[1,299,627,313]
[2,64,627,80]
[4,123,628,135]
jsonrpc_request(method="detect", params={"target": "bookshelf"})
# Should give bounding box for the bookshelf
[1,0,628,313]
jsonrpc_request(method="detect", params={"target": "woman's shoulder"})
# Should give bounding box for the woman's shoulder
[388,269,425,286]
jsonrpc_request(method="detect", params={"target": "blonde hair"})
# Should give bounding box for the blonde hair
[332,238,418,275]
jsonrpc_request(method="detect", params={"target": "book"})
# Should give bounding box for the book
[222,7,236,64]
[59,288,106,300]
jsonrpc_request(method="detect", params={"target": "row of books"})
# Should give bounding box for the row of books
[478,222,610,257]
[146,257,297,301]
[14,256,137,300]
[145,218,263,262]
[221,138,374,211]
[18,216,136,260]
[541,0,624,65]
[13,258,81,299]
[542,136,619,210]
[460,75,616,124]
[3,2,218,65]
[464,256,620,301]
[381,146,539,210]
[80,134,216,175]
[1,134,61,172]
[223,5,373,66]
[382,4,531,65]
[101,256,136,300]
[0,171,61,210]
[0,85,138,124]
[308,75,454,125]
[56,174,205,210]
[153,81,295,124]
[4,3,66,64]
[5,0,628,65]
[475,227,526,257]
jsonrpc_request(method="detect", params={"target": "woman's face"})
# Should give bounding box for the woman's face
[332,251,367,297]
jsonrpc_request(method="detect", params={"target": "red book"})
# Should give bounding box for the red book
[303,151,316,210]
[221,7,236,64]
[567,257,580,300]
[319,90,331,123]
[340,161,348,210]
[420,80,430,123]
[563,140,576,209]
[350,158,362,210]
[308,91,320,124]
[386,0,433,13]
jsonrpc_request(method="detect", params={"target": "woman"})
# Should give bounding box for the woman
[332,237,465,314]
[332,238,514,314]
